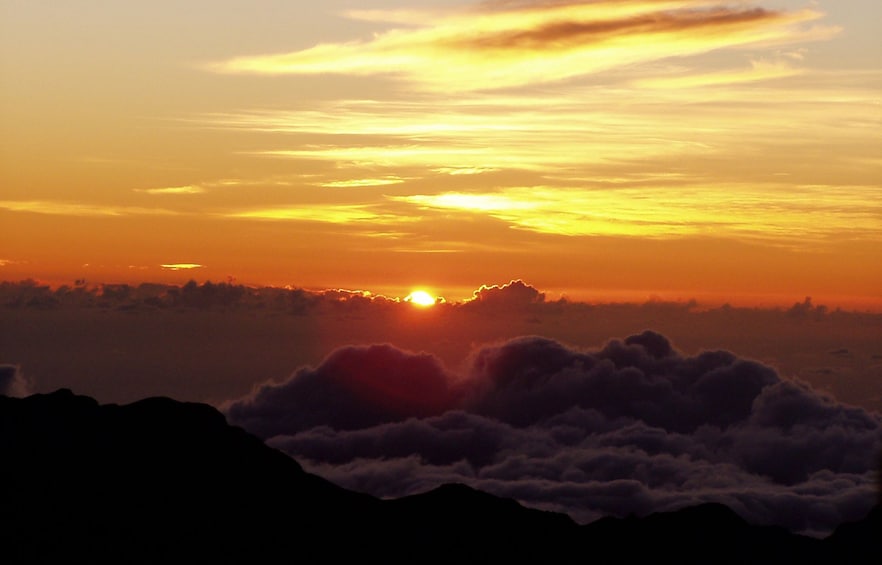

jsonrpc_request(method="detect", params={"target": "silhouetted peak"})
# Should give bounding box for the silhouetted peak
[645,502,748,529]
[427,482,485,497]
[826,504,882,562]
[389,481,576,532]
[20,387,95,406]
[1,390,878,563]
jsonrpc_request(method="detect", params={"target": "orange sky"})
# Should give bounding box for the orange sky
[1,0,881,308]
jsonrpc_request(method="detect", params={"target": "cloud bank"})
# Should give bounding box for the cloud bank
[227,331,881,537]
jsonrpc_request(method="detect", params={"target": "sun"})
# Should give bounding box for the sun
[405,290,436,307]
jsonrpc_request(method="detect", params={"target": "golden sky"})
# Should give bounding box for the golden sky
[1,0,880,307]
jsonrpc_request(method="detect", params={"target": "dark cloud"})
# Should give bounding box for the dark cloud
[465,279,545,309]
[228,332,881,537]
[787,296,828,319]
[464,331,779,432]
[0,364,31,397]
[457,5,778,51]
[226,344,457,438]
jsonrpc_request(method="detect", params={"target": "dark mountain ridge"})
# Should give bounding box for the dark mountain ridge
[1,390,878,563]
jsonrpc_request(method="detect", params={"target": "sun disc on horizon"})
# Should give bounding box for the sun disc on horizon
[405,290,436,307]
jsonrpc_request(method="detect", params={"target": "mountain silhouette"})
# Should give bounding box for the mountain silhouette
[1,390,878,563]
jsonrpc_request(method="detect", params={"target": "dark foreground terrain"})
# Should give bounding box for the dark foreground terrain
[1,390,878,563]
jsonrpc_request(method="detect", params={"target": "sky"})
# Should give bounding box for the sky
[1,0,881,308]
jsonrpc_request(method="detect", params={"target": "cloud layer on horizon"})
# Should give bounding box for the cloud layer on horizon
[226,331,881,537]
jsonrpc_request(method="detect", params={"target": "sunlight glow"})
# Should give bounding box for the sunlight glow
[405,290,436,307]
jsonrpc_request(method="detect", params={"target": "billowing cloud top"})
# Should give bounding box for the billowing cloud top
[467,279,546,308]
[227,344,455,435]
[227,331,881,537]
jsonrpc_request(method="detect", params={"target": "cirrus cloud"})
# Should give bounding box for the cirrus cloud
[209,1,837,92]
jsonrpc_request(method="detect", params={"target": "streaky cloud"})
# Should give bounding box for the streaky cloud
[0,200,180,217]
[134,185,205,195]
[159,263,204,271]
[209,1,835,92]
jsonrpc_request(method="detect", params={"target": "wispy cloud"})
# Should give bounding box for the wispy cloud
[209,1,836,92]
[393,184,882,243]
[0,200,180,217]
[434,167,499,176]
[206,69,881,246]
[195,1,879,251]
[208,67,880,179]
[226,204,410,224]
[318,177,407,188]
[160,263,204,271]
[631,59,803,89]
[135,185,205,195]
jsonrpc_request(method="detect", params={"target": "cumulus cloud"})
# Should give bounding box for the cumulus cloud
[466,279,545,309]
[0,364,32,398]
[226,344,457,438]
[226,331,882,536]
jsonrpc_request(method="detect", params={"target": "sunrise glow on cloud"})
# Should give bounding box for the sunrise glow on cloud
[212,1,835,92]
[1,0,880,307]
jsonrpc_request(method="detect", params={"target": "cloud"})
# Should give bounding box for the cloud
[318,177,407,188]
[466,279,546,308]
[450,5,781,50]
[225,204,410,225]
[210,1,835,92]
[632,59,803,89]
[226,344,458,438]
[227,331,882,536]
[434,167,498,176]
[788,296,828,319]
[160,263,204,271]
[0,200,180,217]
[135,185,205,195]
[393,185,882,243]
[0,364,32,398]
